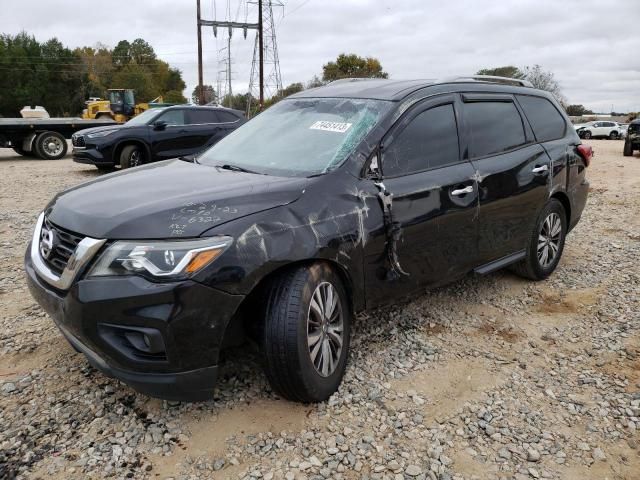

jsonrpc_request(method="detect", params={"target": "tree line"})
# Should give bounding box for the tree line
[0,32,187,117]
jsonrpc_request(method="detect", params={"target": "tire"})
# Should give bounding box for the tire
[261,262,351,403]
[582,131,592,139]
[119,145,144,169]
[609,131,618,140]
[623,140,633,157]
[511,199,567,281]
[34,131,67,160]
[12,146,36,157]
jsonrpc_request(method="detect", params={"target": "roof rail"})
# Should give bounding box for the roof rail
[328,77,386,85]
[443,75,533,88]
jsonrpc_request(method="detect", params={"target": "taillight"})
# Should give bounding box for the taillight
[577,144,593,167]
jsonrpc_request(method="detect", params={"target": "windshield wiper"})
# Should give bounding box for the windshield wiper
[217,163,260,174]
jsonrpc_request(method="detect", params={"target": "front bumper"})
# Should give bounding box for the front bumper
[25,246,245,401]
[72,146,114,167]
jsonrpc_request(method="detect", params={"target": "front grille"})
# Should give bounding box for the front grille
[42,218,84,275]
[72,135,85,147]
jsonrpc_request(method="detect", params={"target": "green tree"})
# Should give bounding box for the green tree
[322,53,388,82]
[192,84,216,104]
[112,40,131,67]
[163,90,187,103]
[476,66,525,79]
[565,104,593,116]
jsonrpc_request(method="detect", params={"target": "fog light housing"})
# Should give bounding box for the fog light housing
[98,324,167,362]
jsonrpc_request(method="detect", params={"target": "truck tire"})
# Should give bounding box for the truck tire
[34,131,68,160]
[261,263,351,403]
[119,145,145,169]
[623,140,633,157]
[510,199,567,281]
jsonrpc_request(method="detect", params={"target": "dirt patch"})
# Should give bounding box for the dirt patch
[536,288,601,315]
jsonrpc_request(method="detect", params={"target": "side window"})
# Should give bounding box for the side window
[188,109,220,124]
[383,104,460,176]
[517,95,566,142]
[157,109,186,126]
[464,101,526,157]
[217,111,240,122]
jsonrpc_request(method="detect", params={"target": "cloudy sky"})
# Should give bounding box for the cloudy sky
[3,0,639,112]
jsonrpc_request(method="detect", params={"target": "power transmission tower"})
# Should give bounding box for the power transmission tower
[247,0,283,115]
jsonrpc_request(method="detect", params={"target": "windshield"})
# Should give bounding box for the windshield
[197,97,392,176]
[125,108,163,126]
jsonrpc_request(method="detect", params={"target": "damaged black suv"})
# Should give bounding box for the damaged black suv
[25,76,591,402]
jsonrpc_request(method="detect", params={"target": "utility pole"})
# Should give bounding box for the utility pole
[258,0,264,110]
[196,0,204,105]
[227,36,233,101]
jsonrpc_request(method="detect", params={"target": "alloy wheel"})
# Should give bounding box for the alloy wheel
[129,150,142,167]
[537,212,562,268]
[307,282,344,377]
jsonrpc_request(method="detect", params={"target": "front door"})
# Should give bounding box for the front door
[364,95,479,306]
[151,109,203,160]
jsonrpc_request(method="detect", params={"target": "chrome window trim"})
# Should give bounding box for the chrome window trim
[30,212,106,290]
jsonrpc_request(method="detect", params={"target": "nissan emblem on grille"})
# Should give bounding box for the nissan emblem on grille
[40,226,56,260]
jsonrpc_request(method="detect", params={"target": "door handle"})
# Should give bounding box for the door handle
[532,165,549,173]
[451,185,473,196]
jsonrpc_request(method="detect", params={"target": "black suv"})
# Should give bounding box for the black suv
[624,119,640,156]
[72,105,245,170]
[26,76,590,402]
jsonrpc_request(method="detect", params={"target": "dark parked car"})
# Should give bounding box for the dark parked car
[26,76,591,403]
[623,119,640,156]
[72,105,245,170]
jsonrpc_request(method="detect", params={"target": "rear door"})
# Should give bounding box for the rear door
[461,94,551,264]
[364,95,479,303]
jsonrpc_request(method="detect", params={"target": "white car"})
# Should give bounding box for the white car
[575,121,623,139]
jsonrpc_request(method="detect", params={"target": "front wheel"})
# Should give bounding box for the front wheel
[261,263,351,403]
[511,199,567,281]
[623,140,633,157]
[583,131,592,139]
[609,131,619,140]
[119,145,145,169]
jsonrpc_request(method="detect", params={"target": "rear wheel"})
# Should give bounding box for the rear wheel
[609,131,618,140]
[511,199,566,281]
[623,140,633,157]
[261,263,351,403]
[34,131,67,160]
[119,145,145,169]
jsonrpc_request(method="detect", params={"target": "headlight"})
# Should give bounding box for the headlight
[87,130,118,139]
[88,236,233,280]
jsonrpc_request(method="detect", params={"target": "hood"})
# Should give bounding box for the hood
[47,160,310,239]
[74,124,133,137]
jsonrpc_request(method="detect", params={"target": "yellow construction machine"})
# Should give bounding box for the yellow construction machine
[82,89,169,123]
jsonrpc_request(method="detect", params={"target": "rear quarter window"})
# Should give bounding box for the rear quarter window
[217,111,241,122]
[517,95,567,142]
[464,101,526,158]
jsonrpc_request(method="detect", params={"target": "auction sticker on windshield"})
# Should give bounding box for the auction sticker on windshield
[309,121,352,133]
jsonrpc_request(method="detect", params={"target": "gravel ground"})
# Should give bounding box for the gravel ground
[0,140,638,480]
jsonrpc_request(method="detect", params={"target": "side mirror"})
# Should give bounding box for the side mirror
[153,120,168,130]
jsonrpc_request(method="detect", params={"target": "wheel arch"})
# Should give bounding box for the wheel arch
[550,191,571,226]
[113,139,151,164]
[221,258,358,349]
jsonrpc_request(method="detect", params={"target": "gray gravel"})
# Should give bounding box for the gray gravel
[0,140,638,479]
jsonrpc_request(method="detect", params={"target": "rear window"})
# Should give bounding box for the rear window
[217,111,240,122]
[188,109,219,124]
[517,95,566,142]
[464,101,526,158]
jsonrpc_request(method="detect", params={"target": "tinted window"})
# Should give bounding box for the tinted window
[517,95,566,142]
[383,104,460,176]
[217,111,240,122]
[465,101,526,157]
[157,109,186,125]
[188,109,219,124]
